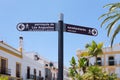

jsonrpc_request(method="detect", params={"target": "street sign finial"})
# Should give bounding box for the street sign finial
[59,13,64,21]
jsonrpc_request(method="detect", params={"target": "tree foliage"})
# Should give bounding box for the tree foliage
[69,41,118,80]
[69,56,118,80]
[0,75,8,80]
[99,2,120,46]
[85,40,103,64]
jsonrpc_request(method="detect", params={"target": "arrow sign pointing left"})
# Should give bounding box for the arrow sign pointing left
[17,23,57,31]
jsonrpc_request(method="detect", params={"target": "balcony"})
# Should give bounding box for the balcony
[27,74,44,80]
[0,67,11,76]
[9,77,23,80]
[16,72,21,78]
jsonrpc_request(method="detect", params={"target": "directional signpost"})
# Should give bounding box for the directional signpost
[65,24,98,36]
[17,14,98,80]
[17,23,56,31]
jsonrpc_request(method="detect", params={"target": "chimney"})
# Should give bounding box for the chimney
[19,36,23,53]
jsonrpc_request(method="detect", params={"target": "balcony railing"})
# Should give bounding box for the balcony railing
[16,72,20,77]
[26,74,34,79]
[9,77,23,80]
[27,74,43,80]
[0,67,11,75]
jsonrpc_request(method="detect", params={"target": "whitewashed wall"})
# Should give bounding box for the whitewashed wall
[0,50,45,80]
[22,54,45,80]
[0,50,22,77]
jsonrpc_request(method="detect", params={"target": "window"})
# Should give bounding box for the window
[27,66,30,79]
[16,62,21,78]
[45,68,52,80]
[34,69,36,80]
[45,68,48,79]
[109,56,114,66]
[1,57,8,74]
[39,70,41,77]
[97,57,102,66]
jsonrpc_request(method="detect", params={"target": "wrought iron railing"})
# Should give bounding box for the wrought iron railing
[0,67,11,75]
[9,77,23,80]
[27,74,43,80]
[16,72,20,77]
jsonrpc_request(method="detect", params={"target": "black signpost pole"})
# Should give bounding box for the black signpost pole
[16,14,98,80]
[58,13,64,80]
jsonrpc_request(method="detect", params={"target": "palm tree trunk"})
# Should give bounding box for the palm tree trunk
[93,75,95,80]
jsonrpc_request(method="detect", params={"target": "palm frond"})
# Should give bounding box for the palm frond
[103,3,115,8]
[97,42,103,49]
[70,57,76,66]
[103,2,120,10]
[69,68,75,77]
[78,57,87,69]
[75,73,82,80]
[109,3,120,11]
[111,24,120,46]
[91,40,97,49]
[107,16,120,36]
[85,43,90,48]
[80,51,89,57]
[100,14,119,27]
[88,47,93,52]
[98,10,118,20]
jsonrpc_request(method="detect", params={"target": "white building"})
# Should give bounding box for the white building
[0,37,45,80]
[0,36,70,80]
[64,67,70,80]
[25,51,58,80]
[76,44,120,79]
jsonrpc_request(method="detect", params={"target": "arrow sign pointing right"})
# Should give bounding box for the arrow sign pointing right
[65,24,98,36]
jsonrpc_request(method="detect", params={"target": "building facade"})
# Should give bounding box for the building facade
[0,37,70,80]
[64,67,69,80]
[76,44,120,79]
[0,37,45,80]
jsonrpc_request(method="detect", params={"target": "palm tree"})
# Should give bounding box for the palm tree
[82,66,116,80]
[69,57,78,74]
[69,68,76,80]
[70,57,77,67]
[85,41,103,65]
[84,65,103,80]
[99,2,120,46]
[69,57,83,80]
[77,51,89,58]
[78,57,88,73]
[108,73,117,80]
[82,65,118,80]
[69,57,78,80]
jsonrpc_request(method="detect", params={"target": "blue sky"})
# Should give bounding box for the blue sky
[0,0,120,67]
